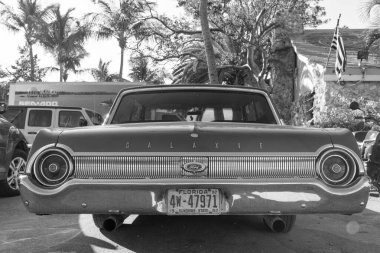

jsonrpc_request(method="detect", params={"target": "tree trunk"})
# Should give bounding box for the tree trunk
[119,46,125,81]
[247,45,262,88]
[29,44,35,81]
[270,31,296,124]
[59,63,64,82]
[199,0,218,84]
[63,69,68,82]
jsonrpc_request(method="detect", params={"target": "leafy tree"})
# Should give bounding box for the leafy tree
[1,45,47,82]
[0,67,7,80]
[136,0,326,88]
[0,0,53,81]
[129,54,166,84]
[88,59,119,82]
[37,6,90,82]
[87,0,155,81]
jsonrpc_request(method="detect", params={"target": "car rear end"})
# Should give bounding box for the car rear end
[18,86,370,232]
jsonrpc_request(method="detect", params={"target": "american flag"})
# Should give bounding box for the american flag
[334,33,347,80]
[331,27,338,50]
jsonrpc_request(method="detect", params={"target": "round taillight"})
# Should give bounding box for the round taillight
[321,155,348,183]
[318,150,357,186]
[33,149,73,187]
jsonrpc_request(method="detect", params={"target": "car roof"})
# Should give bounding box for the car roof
[118,84,269,94]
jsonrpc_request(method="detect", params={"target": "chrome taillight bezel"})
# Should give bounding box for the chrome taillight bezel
[32,148,74,187]
[316,148,358,186]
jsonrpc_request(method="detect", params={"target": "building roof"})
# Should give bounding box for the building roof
[291,29,380,68]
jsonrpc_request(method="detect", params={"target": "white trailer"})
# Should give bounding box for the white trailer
[8,82,143,116]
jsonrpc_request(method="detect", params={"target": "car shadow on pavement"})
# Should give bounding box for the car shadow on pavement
[2,196,380,253]
[0,196,116,253]
[98,207,380,253]
[100,215,279,253]
[40,234,117,253]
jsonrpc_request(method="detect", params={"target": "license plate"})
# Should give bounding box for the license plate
[167,189,220,215]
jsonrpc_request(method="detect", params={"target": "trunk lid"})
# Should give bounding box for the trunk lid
[57,122,332,154]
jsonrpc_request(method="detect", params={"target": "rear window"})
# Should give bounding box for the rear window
[111,90,277,124]
[28,110,52,127]
[59,111,85,128]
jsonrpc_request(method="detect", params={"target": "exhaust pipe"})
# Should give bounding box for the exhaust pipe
[93,214,126,232]
[263,215,296,233]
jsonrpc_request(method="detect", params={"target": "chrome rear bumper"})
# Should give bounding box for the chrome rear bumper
[19,176,370,215]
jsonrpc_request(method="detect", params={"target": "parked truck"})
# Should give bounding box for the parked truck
[8,82,143,117]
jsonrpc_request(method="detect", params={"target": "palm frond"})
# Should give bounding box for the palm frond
[360,0,380,27]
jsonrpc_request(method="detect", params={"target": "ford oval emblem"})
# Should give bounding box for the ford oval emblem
[182,162,207,173]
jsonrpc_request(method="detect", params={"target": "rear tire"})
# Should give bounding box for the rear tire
[0,149,27,197]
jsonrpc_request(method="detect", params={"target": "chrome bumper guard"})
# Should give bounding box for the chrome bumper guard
[19,176,370,215]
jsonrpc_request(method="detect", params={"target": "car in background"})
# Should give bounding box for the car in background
[0,102,28,197]
[19,85,370,233]
[1,106,104,147]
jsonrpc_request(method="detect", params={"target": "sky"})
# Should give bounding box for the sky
[0,0,374,82]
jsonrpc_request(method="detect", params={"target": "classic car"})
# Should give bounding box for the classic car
[0,102,28,197]
[19,85,370,233]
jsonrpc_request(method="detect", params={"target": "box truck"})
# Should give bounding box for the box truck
[8,82,142,117]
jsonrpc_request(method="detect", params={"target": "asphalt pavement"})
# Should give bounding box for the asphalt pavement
[0,196,379,253]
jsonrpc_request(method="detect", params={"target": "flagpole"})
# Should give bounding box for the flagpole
[325,14,341,69]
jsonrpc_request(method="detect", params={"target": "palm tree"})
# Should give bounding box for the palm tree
[88,0,154,81]
[61,50,88,82]
[359,1,380,56]
[199,0,218,84]
[89,58,119,82]
[38,6,90,82]
[0,0,53,81]
[129,56,164,84]
[361,0,380,25]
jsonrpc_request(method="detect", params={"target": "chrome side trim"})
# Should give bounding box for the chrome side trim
[71,151,323,157]
[19,176,370,215]
[55,144,336,158]
[20,176,370,197]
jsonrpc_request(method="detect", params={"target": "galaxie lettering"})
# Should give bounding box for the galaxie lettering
[123,141,263,150]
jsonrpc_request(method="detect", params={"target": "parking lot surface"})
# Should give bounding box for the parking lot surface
[0,196,379,253]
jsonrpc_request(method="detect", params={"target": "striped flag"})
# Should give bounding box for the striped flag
[335,33,347,80]
[331,27,338,50]
[325,14,342,70]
